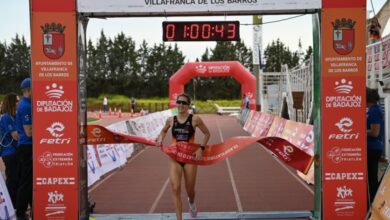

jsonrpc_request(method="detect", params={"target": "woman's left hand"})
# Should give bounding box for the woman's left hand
[194,148,203,160]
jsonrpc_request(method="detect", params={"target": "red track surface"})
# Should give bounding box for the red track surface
[89,115,314,216]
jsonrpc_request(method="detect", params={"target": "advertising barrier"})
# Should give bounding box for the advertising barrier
[86,109,174,187]
[369,164,390,220]
[0,174,15,220]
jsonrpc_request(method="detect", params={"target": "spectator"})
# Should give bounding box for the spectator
[242,94,250,109]
[15,78,33,220]
[131,97,136,113]
[191,104,196,114]
[0,93,19,206]
[103,96,108,112]
[366,88,385,203]
[156,93,210,220]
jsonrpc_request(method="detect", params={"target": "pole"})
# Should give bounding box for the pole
[253,15,263,111]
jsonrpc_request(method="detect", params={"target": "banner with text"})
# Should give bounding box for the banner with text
[78,0,321,14]
[321,1,367,219]
[31,0,79,219]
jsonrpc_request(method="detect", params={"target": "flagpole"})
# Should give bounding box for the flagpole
[253,15,263,111]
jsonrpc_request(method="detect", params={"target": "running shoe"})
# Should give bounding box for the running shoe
[188,198,198,218]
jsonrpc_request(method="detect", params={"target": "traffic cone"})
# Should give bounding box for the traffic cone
[140,108,145,116]
[109,107,112,116]
[99,110,102,119]
[118,109,122,118]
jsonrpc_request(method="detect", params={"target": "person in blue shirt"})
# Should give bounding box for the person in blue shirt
[366,88,385,203]
[0,93,19,206]
[15,78,32,220]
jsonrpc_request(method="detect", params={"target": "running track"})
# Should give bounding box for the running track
[89,114,314,219]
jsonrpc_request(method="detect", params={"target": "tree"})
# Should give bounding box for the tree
[263,38,299,72]
[304,46,313,61]
[0,41,6,79]
[1,35,30,94]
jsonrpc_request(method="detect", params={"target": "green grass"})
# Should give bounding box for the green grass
[87,117,98,122]
[88,95,241,114]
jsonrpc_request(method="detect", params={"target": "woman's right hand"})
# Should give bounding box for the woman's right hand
[156,137,163,148]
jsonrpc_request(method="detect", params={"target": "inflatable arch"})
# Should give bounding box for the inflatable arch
[169,61,256,109]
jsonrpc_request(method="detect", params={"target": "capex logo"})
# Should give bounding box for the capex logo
[40,122,71,145]
[37,83,73,113]
[332,18,355,55]
[42,23,66,59]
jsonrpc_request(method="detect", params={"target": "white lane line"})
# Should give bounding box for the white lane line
[216,120,243,212]
[267,149,314,194]
[88,147,147,193]
[149,178,170,213]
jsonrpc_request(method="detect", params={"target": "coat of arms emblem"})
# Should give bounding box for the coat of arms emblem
[41,23,66,59]
[332,18,356,55]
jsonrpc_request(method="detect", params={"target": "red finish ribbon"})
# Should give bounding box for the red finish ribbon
[87,125,313,174]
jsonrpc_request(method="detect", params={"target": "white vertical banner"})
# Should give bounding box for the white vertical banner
[0,174,15,219]
[252,15,263,65]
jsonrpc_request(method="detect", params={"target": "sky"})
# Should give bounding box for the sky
[0,1,387,61]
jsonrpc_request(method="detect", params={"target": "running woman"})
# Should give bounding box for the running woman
[156,93,210,220]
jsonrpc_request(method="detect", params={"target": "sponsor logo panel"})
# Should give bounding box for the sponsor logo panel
[36,177,75,186]
[35,118,77,146]
[324,77,362,108]
[34,81,76,113]
[38,151,74,168]
[33,187,78,220]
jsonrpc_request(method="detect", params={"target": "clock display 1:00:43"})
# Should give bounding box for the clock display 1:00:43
[163,21,240,41]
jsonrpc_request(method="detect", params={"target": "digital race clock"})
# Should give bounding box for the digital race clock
[162,21,240,42]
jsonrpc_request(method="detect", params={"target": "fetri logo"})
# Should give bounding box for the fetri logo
[329,117,359,140]
[335,117,353,133]
[40,122,71,145]
[45,83,64,98]
[88,127,106,144]
[195,65,207,74]
[334,78,353,94]
[91,127,102,138]
[47,122,65,138]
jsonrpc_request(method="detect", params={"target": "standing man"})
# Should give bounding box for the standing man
[103,96,108,112]
[366,88,385,203]
[242,94,250,109]
[15,78,33,220]
[131,97,136,113]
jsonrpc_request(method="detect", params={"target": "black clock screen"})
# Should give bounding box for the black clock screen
[163,21,240,41]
